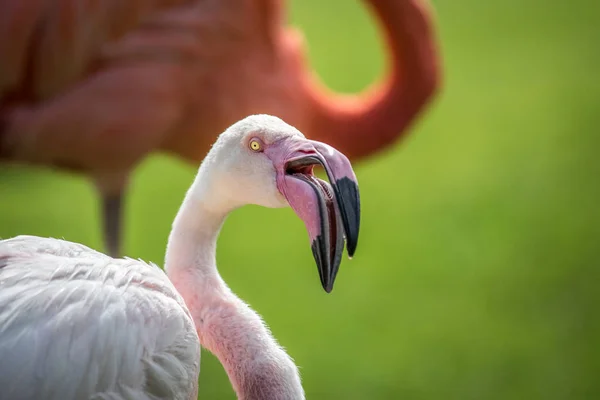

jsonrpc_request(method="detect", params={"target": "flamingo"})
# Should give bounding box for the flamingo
[0,0,438,257]
[0,114,361,400]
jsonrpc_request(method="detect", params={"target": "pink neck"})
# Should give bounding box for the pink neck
[164,187,305,399]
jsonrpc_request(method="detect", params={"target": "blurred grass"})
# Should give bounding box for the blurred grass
[1,0,600,398]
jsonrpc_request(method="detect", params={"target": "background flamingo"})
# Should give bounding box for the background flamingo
[0,0,440,256]
[0,114,360,399]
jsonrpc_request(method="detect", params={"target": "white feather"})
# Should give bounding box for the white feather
[0,236,200,400]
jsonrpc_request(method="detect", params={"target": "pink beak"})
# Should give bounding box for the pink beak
[265,138,361,293]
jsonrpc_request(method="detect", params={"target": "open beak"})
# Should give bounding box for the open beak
[268,138,361,293]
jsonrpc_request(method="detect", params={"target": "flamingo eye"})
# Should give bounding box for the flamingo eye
[249,139,262,152]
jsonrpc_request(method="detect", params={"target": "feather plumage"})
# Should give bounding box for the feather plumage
[0,235,200,400]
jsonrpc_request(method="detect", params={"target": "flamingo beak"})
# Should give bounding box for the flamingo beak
[267,139,361,293]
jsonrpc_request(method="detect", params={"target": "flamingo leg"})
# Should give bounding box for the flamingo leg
[101,191,124,258]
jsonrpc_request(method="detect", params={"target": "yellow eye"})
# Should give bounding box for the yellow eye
[249,139,262,152]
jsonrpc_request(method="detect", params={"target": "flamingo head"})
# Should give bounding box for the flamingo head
[199,114,361,293]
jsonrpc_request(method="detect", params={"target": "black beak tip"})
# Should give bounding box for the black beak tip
[322,281,334,293]
[312,239,337,294]
[318,268,336,293]
[333,177,361,257]
[347,242,357,258]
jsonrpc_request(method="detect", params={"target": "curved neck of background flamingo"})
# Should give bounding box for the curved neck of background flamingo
[164,178,305,399]
[302,0,440,161]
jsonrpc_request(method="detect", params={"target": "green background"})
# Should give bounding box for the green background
[1,0,599,398]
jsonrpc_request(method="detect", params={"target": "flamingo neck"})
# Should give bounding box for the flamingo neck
[164,174,305,400]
